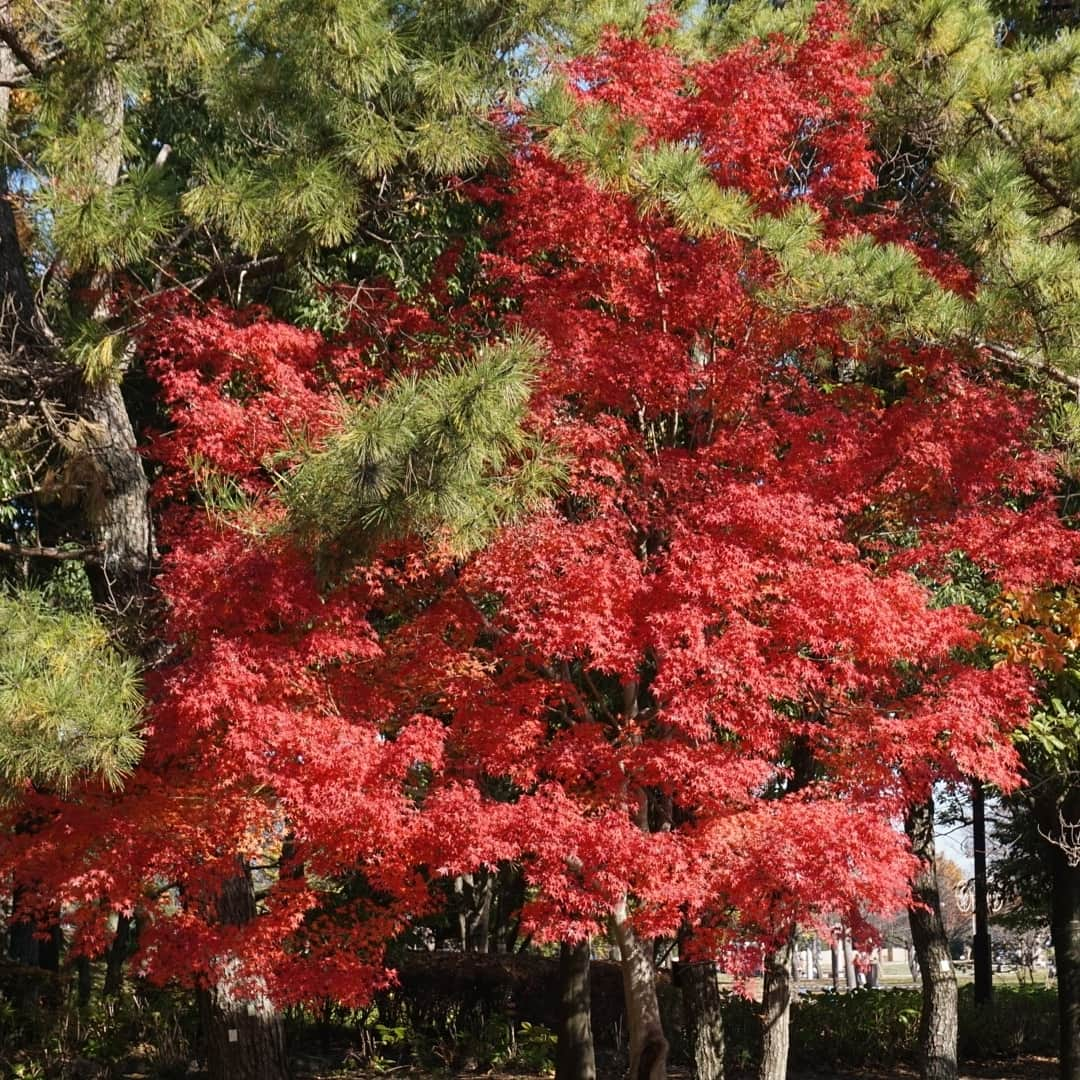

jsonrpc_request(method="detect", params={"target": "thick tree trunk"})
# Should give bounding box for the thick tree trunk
[971,782,992,1006]
[201,863,290,1080]
[69,70,154,622]
[1050,844,1080,1080]
[556,939,596,1080]
[676,960,725,1080]
[0,19,153,629]
[906,799,958,1080]
[78,380,154,618]
[611,901,668,1080]
[759,936,794,1080]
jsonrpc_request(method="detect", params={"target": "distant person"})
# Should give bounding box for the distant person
[867,948,881,988]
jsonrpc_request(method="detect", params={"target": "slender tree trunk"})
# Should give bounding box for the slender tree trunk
[759,935,795,1080]
[1050,843,1080,1080]
[971,782,992,1005]
[454,874,469,950]
[473,870,494,953]
[611,900,668,1080]
[200,862,290,1080]
[556,939,596,1080]
[676,960,725,1080]
[76,955,92,1008]
[103,913,131,998]
[842,926,855,990]
[830,934,840,992]
[906,799,958,1080]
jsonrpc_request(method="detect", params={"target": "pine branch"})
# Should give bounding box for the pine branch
[973,102,1080,217]
[977,340,1080,394]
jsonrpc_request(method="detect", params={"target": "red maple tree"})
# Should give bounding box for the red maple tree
[3,7,1075,1071]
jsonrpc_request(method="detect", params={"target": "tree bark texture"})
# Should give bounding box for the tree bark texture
[0,11,154,631]
[1050,843,1080,1080]
[841,927,855,990]
[759,936,794,1080]
[611,900,668,1080]
[200,863,290,1080]
[556,939,596,1080]
[676,960,725,1080]
[906,799,958,1080]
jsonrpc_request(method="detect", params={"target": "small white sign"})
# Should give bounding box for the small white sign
[228,1029,239,1043]
[939,959,951,972]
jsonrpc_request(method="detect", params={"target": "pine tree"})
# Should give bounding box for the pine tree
[0,590,142,792]
[0,0,632,629]
[281,332,563,574]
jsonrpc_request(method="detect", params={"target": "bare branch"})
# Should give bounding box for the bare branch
[0,20,43,78]
[183,254,287,295]
[0,541,102,562]
[977,340,1080,394]
[1038,806,1080,868]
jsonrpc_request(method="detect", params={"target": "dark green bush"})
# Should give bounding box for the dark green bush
[957,984,1057,1060]
[788,989,921,1069]
[696,983,1057,1072]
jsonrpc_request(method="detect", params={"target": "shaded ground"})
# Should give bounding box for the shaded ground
[774,1061,1057,1080]
[296,1063,1058,1080]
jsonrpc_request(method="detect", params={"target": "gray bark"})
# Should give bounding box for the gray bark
[1049,835,1080,1080]
[556,939,596,1080]
[759,936,795,1080]
[842,927,856,990]
[200,861,290,1080]
[676,960,725,1080]
[0,5,153,628]
[611,900,668,1080]
[906,798,958,1080]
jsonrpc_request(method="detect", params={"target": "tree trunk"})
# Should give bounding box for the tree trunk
[78,379,154,619]
[842,927,855,990]
[759,935,794,1080]
[201,863,290,1080]
[76,955,92,1008]
[1050,843,1080,1080]
[611,900,668,1080]
[68,69,154,623]
[676,961,725,1080]
[971,782,992,1006]
[0,11,154,632]
[906,798,958,1080]
[467,870,494,953]
[103,913,131,998]
[556,939,596,1080]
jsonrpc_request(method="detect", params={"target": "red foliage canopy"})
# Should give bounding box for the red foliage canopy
[4,2,1076,997]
